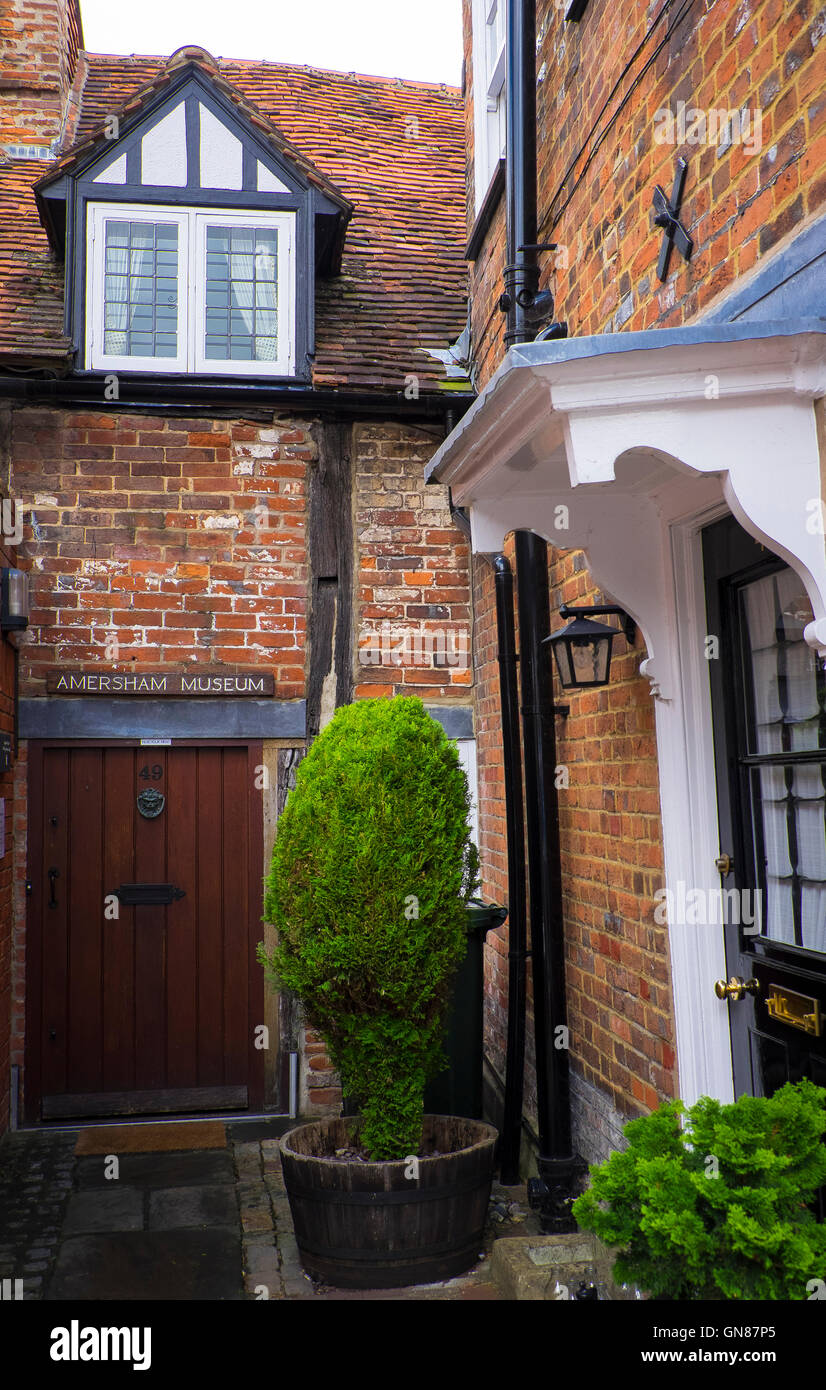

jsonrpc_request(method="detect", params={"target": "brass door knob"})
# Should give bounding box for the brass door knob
[714,976,760,1002]
[715,853,734,875]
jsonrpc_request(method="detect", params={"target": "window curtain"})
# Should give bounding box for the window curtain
[744,570,826,950]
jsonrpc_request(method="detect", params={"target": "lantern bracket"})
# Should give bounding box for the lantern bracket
[558,604,637,647]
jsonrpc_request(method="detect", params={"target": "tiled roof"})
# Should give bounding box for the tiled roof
[0,160,72,359]
[0,51,469,393]
[40,50,354,219]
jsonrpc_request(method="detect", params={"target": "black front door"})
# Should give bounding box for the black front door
[704,514,826,1100]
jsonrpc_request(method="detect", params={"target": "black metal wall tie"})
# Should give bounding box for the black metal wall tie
[653,156,693,281]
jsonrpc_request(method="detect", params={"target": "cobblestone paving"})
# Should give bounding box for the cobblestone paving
[0,1129,76,1300]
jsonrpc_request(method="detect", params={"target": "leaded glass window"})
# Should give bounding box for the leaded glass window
[738,568,826,951]
[204,225,278,363]
[86,203,294,375]
[103,220,179,358]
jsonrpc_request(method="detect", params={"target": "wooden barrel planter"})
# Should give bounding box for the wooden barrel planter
[280,1114,498,1289]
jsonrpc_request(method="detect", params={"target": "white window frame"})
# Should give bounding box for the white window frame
[471,0,507,214]
[85,201,296,376]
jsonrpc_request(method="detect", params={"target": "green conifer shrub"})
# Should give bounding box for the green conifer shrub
[572,1078,826,1299]
[258,695,479,1160]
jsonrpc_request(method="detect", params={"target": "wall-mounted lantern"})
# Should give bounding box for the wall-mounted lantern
[1,568,29,633]
[544,604,636,690]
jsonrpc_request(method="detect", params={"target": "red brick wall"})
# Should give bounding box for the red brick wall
[463,0,822,1143]
[12,410,310,697]
[466,0,826,370]
[353,421,472,704]
[0,0,83,146]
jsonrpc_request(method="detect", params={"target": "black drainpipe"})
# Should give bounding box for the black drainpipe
[490,0,539,1185]
[515,531,581,1229]
[494,556,528,1185]
[503,0,539,347]
[504,0,582,1228]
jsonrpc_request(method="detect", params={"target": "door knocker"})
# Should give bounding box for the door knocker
[137,788,165,819]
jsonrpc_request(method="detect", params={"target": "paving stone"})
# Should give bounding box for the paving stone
[62,1189,145,1235]
[46,1231,243,1301]
[148,1185,238,1231]
[240,1207,273,1234]
[75,1151,235,1190]
[242,1243,280,1292]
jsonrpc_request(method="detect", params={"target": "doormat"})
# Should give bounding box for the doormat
[74,1121,227,1155]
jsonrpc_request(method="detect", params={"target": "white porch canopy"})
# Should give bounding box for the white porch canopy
[427,319,826,1107]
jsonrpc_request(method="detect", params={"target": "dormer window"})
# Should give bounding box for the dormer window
[85,203,295,374]
[34,48,351,384]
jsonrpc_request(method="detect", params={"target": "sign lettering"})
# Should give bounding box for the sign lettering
[46,671,275,697]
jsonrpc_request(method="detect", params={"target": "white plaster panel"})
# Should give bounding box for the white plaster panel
[257,160,289,194]
[141,103,187,187]
[92,153,126,184]
[199,103,243,190]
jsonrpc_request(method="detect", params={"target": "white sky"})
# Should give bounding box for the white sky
[78,0,464,86]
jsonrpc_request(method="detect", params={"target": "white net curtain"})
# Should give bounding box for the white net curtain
[743,569,826,952]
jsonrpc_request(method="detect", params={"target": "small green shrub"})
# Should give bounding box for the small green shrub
[572,1078,826,1299]
[258,695,478,1160]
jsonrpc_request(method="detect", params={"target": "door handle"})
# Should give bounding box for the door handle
[48,867,59,910]
[715,852,734,875]
[714,975,760,1002]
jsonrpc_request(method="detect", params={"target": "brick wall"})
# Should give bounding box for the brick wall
[11,409,310,697]
[474,541,675,1147]
[353,421,472,704]
[0,0,82,146]
[466,0,826,370]
[461,0,820,1148]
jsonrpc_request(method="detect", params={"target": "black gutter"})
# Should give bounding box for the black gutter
[0,374,476,423]
[494,555,528,1185]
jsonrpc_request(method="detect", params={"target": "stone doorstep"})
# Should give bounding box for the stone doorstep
[491,1233,597,1301]
[490,1232,644,1302]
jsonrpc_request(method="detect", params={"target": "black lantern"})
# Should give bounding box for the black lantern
[544,604,636,690]
[1,568,29,632]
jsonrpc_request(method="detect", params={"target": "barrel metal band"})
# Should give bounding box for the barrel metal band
[297,1234,481,1263]
[284,1175,485,1206]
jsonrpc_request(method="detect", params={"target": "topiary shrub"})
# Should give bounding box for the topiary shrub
[572,1078,826,1300]
[258,695,479,1161]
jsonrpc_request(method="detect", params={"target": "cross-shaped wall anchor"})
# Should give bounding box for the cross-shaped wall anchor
[652,157,693,282]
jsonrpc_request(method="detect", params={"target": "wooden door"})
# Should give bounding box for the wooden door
[704,516,826,1103]
[25,742,265,1122]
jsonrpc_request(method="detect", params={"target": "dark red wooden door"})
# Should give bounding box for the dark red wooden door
[25,743,265,1121]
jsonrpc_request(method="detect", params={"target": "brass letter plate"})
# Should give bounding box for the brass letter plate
[765,985,822,1037]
